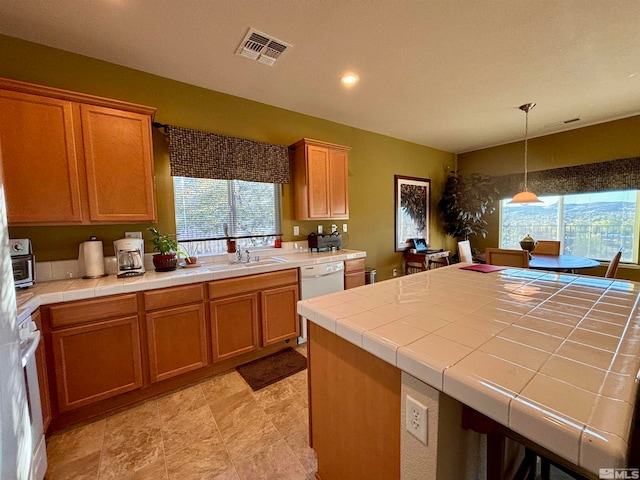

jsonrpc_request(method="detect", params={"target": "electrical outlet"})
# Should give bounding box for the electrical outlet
[342,224,348,232]
[392,268,398,277]
[406,395,428,444]
[331,224,338,233]
[318,225,323,234]
[293,226,300,236]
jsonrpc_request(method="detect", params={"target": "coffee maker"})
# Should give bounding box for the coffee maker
[114,238,145,278]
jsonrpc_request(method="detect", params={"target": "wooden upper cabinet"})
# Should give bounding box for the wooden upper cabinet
[0,78,156,225]
[0,90,84,224]
[291,138,351,220]
[81,105,156,222]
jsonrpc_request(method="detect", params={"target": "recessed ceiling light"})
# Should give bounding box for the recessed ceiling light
[340,74,359,86]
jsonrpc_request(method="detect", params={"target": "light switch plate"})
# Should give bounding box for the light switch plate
[125,231,142,239]
[293,226,300,236]
[318,225,323,234]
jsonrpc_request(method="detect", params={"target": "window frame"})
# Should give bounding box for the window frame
[173,177,283,254]
[498,190,640,264]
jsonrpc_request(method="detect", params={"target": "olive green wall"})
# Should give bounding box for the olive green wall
[0,34,455,280]
[458,115,640,281]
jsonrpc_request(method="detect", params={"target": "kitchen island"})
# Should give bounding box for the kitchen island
[298,263,640,479]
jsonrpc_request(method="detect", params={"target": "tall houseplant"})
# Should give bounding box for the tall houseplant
[148,227,178,271]
[437,171,498,243]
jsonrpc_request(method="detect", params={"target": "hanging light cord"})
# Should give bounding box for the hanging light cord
[524,107,529,191]
[519,102,535,192]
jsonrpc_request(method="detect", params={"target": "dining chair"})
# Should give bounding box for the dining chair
[604,248,623,278]
[485,248,529,268]
[532,240,561,256]
[457,240,473,263]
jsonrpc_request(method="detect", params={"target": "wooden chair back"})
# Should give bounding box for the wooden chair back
[532,240,561,256]
[457,240,473,263]
[485,248,529,268]
[605,248,623,279]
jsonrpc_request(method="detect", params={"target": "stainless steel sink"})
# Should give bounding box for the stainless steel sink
[243,257,287,266]
[208,257,287,271]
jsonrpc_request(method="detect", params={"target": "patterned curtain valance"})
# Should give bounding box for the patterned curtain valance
[494,156,640,199]
[167,125,290,184]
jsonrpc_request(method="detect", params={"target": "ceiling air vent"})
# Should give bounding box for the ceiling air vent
[236,28,291,66]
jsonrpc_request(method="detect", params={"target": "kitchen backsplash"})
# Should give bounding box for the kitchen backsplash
[34,241,310,282]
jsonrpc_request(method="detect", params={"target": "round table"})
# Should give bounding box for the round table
[528,254,600,273]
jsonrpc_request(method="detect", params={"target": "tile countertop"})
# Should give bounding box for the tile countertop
[297,263,640,476]
[15,249,366,324]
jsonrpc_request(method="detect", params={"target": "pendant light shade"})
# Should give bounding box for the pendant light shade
[508,103,542,204]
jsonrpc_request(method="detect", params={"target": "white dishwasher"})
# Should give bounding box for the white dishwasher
[298,261,344,343]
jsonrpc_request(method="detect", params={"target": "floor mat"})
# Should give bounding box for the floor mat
[236,347,307,391]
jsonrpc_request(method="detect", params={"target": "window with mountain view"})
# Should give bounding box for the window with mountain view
[500,190,639,263]
[173,177,282,254]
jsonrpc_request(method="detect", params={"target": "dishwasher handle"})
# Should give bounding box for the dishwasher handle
[303,270,342,279]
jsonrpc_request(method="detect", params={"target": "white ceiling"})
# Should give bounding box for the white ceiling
[1,0,639,153]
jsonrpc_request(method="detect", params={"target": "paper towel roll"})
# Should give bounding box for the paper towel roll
[79,238,106,278]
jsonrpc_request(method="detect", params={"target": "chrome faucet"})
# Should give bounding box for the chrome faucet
[236,249,251,263]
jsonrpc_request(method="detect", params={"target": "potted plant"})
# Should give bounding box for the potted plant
[147,227,178,271]
[437,171,498,252]
[177,243,199,265]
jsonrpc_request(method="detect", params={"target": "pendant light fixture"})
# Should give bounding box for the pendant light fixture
[508,103,542,204]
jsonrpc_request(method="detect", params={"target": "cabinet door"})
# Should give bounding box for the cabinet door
[51,316,143,412]
[328,148,349,218]
[306,144,331,218]
[261,284,300,346]
[32,310,51,432]
[0,90,84,224]
[344,272,366,290]
[146,303,208,383]
[209,293,259,362]
[81,104,156,222]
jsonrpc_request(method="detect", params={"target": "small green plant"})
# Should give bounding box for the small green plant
[177,242,199,263]
[147,227,178,255]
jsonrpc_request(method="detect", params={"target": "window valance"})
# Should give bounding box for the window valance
[167,125,290,184]
[494,156,640,199]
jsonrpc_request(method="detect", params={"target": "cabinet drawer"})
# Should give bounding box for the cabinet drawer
[209,269,299,300]
[344,258,365,273]
[144,284,205,311]
[49,294,138,328]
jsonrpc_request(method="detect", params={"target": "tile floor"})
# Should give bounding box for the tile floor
[44,342,577,480]
[45,346,316,480]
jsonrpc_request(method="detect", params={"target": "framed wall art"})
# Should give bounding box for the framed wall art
[394,175,430,252]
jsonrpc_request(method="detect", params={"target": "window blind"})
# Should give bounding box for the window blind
[167,125,290,184]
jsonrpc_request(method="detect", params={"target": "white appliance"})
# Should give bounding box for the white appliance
[114,238,145,278]
[1,164,45,478]
[298,261,345,343]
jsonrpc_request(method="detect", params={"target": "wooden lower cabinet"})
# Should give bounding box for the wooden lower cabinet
[309,322,401,479]
[146,303,207,383]
[261,284,300,346]
[210,293,259,361]
[344,258,366,289]
[42,269,301,431]
[51,315,143,412]
[144,284,208,383]
[208,269,300,360]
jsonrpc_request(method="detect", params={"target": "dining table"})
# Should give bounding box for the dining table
[528,254,601,273]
